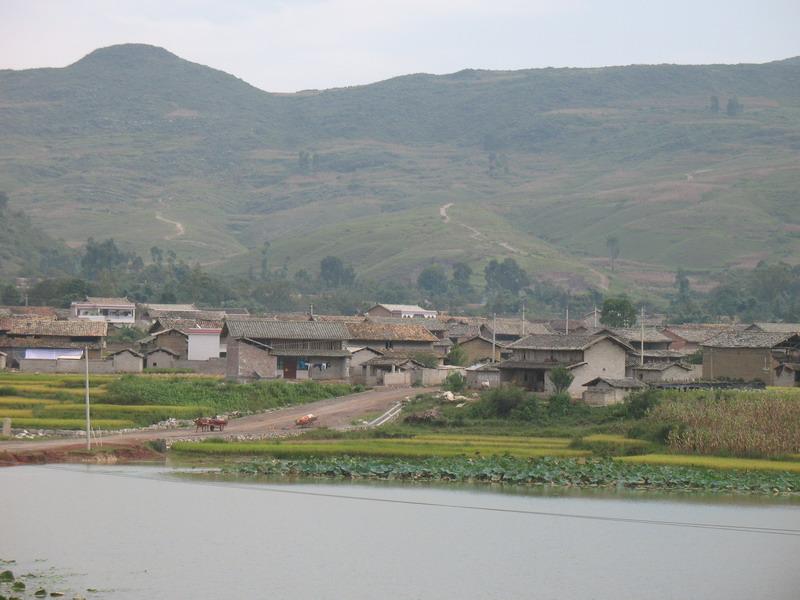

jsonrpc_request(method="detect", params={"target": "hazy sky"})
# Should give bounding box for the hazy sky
[1,0,798,92]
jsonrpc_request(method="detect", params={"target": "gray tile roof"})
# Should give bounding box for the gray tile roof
[701,331,798,348]
[584,377,648,389]
[611,328,672,344]
[747,322,800,334]
[508,333,632,351]
[224,319,349,340]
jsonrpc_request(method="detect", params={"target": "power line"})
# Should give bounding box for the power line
[42,465,800,537]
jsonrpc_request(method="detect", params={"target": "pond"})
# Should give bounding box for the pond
[1,465,799,599]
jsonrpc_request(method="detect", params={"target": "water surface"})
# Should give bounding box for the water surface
[2,465,798,599]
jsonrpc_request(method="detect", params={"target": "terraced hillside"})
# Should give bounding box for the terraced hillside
[1,44,800,294]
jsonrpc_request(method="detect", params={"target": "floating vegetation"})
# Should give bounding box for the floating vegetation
[219,455,800,495]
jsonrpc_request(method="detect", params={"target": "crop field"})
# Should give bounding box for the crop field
[0,373,356,431]
[172,435,589,459]
[616,454,800,474]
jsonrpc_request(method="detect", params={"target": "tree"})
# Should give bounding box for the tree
[320,256,356,288]
[81,238,130,280]
[260,241,271,281]
[0,283,21,305]
[446,344,467,366]
[451,261,473,296]
[150,246,163,266]
[548,366,574,395]
[417,264,448,295]
[726,97,743,116]
[600,296,637,327]
[0,191,8,212]
[606,235,620,272]
[484,258,529,294]
[710,95,720,113]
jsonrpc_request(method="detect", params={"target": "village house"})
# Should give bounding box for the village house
[479,319,552,344]
[186,328,223,361]
[628,360,697,383]
[660,324,735,354]
[365,303,437,319]
[223,319,351,380]
[582,377,648,406]
[70,296,136,325]
[547,319,590,334]
[458,335,511,365]
[465,363,501,389]
[107,348,144,373]
[138,328,189,359]
[0,350,6,370]
[701,331,800,386]
[497,332,633,398]
[145,347,179,369]
[360,354,426,386]
[611,328,673,351]
[345,321,438,354]
[0,306,59,319]
[745,322,800,334]
[0,318,107,367]
[225,337,276,381]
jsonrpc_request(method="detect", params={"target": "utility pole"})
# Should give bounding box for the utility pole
[593,305,598,328]
[84,346,91,450]
[640,305,645,366]
[492,313,497,362]
[521,301,526,337]
[565,305,569,335]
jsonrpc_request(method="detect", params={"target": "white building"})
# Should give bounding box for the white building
[365,303,437,319]
[186,328,223,361]
[71,296,136,325]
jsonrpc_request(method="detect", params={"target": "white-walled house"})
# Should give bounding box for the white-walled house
[497,333,633,398]
[186,328,223,361]
[71,297,136,325]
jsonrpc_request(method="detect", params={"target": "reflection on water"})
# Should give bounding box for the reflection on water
[2,465,799,600]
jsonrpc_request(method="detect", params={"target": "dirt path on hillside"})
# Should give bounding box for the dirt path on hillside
[0,386,426,455]
[155,212,185,239]
[439,202,454,222]
[441,204,610,291]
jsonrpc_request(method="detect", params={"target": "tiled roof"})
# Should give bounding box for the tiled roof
[629,361,692,372]
[152,318,224,332]
[225,319,349,340]
[497,360,585,370]
[141,303,198,312]
[363,355,425,368]
[147,309,225,320]
[701,331,798,348]
[584,377,648,389]
[0,319,107,337]
[611,328,672,344]
[346,322,438,342]
[82,297,133,306]
[0,306,58,318]
[481,319,552,337]
[508,333,632,351]
[662,325,733,344]
[270,349,352,357]
[461,334,508,347]
[107,348,144,358]
[747,322,800,334]
[367,316,449,331]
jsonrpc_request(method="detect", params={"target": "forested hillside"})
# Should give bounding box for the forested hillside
[2,44,800,298]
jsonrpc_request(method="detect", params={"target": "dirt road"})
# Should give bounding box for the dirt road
[0,386,425,454]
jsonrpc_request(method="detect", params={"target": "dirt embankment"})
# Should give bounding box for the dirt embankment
[0,386,423,465]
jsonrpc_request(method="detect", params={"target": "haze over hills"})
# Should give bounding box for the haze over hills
[1,43,800,298]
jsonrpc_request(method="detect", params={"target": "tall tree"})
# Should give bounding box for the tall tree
[484,258,529,294]
[0,191,8,212]
[600,296,636,327]
[320,255,356,288]
[709,95,720,113]
[417,264,449,296]
[451,261,474,296]
[606,236,620,272]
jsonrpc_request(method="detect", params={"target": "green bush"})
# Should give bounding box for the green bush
[510,396,540,422]
[625,389,662,419]
[0,386,15,396]
[442,372,466,393]
[480,385,526,418]
[547,393,572,417]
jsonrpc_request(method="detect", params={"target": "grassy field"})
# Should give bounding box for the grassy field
[616,454,800,474]
[0,373,356,430]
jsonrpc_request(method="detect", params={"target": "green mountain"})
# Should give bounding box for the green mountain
[2,44,800,296]
[0,201,75,277]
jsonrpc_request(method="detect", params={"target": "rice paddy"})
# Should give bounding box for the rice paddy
[616,454,800,474]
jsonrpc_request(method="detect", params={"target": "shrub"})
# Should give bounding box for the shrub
[547,393,571,417]
[625,389,661,419]
[548,367,574,395]
[0,386,16,396]
[482,385,526,417]
[510,396,540,422]
[411,352,439,368]
[446,344,467,366]
[442,372,466,393]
